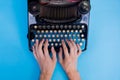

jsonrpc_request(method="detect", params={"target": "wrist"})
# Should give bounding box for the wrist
[67,69,80,80]
[40,72,52,80]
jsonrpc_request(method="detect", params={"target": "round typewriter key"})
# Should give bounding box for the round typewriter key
[74,39,76,41]
[51,43,54,46]
[60,34,63,37]
[39,35,42,37]
[56,34,59,37]
[81,25,85,29]
[51,25,55,29]
[81,34,84,37]
[58,30,61,33]
[73,34,76,37]
[37,30,40,33]
[48,35,51,38]
[64,25,67,29]
[32,39,35,42]
[44,35,47,38]
[57,39,60,42]
[59,43,62,46]
[54,30,57,33]
[56,25,59,29]
[75,30,78,33]
[77,25,80,29]
[52,35,55,38]
[50,30,53,33]
[79,30,82,33]
[49,39,52,42]
[55,43,58,46]
[60,25,63,29]
[43,25,46,29]
[67,30,69,33]
[68,25,72,29]
[77,34,80,37]
[34,25,37,29]
[65,34,67,37]
[35,35,38,38]
[63,30,65,33]
[47,25,51,29]
[80,43,83,46]
[73,25,76,29]
[53,39,56,42]
[69,34,72,37]
[41,30,44,33]
[71,30,74,33]
[82,38,85,41]
[45,30,48,33]
[78,39,80,41]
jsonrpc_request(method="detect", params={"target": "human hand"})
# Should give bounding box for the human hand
[33,39,57,80]
[58,39,82,80]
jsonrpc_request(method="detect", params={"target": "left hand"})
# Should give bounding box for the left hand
[33,39,57,80]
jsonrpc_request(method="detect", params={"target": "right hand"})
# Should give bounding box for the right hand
[58,39,82,80]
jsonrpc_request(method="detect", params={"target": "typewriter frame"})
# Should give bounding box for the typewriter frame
[27,0,91,52]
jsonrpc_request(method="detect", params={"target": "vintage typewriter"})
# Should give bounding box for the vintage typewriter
[27,0,91,52]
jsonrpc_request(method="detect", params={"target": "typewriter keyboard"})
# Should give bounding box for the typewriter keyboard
[28,24,88,52]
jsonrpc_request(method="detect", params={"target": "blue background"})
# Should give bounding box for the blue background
[0,0,120,80]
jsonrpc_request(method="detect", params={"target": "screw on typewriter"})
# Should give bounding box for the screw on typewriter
[28,0,91,52]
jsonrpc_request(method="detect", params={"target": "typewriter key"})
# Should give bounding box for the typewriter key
[49,39,52,42]
[79,30,82,33]
[81,25,85,29]
[32,39,35,42]
[50,30,53,33]
[81,34,84,37]
[51,43,54,46]
[57,39,60,42]
[39,35,42,37]
[56,34,59,37]
[63,30,65,33]
[65,34,67,37]
[78,39,80,41]
[34,25,37,29]
[82,38,85,41]
[45,30,48,33]
[80,43,83,46]
[58,30,61,33]
[53,39,56,42]
[52,35,55,38]
[41,30,44,33]
[48,35,51,38]
[35,35,38,38]
[44,35,47,38]
[54,30,57,33]
[55,43,58,46]
[37,30,40,33]
[67,30,69,33]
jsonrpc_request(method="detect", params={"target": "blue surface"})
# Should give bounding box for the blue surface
[0,0,120,80]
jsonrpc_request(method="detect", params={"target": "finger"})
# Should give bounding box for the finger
[32,46,38,60]
[76,44,82,56]
[35,39,39,52]
[62,40,69,57]
[43,39,49,57]
[58,47,63,63]
[70,39,77,53]
[38,39,45,58]
[66,39,74,55]
[51,47,57,62]
[38,39,45,48]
